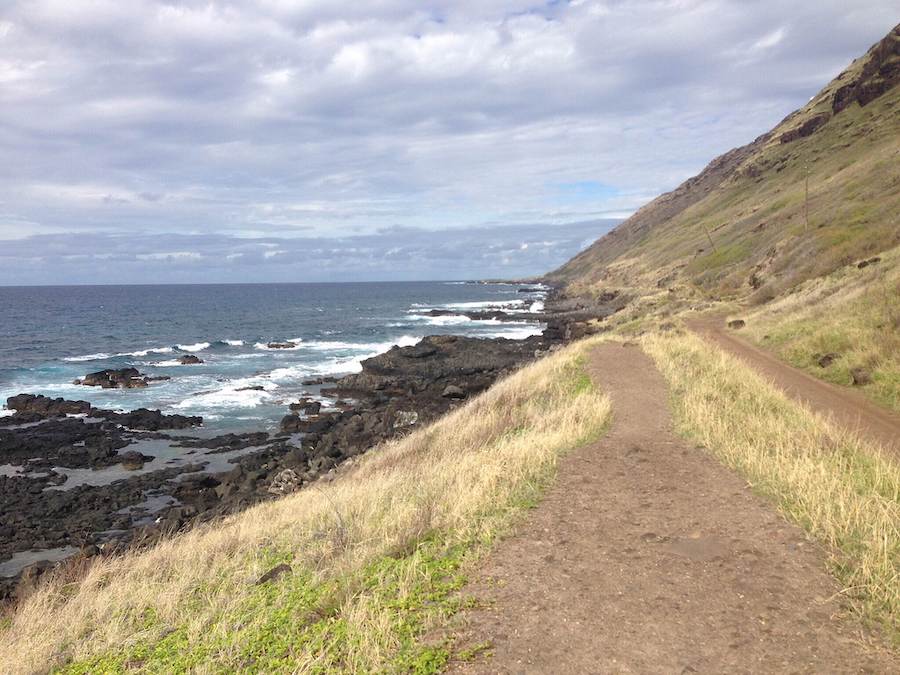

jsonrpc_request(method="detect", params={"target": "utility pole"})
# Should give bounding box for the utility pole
[804,162,810,231]
[702,223,717,252]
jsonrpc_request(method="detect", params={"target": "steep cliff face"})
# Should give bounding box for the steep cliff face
[548,24,900,301]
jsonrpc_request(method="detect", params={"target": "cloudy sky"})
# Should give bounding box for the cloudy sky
[0,1,896,284]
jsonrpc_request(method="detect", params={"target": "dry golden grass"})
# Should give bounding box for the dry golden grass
[0,339,610,674]
[644,332,900,641]
[736,244,900,411]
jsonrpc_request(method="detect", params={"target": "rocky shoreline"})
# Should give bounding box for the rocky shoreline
[0,285,625,601]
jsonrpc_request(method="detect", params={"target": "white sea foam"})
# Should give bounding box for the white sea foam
[267,364,314,381]
[442,300,526,310]
[405,299,528,314]
[63,352,112,362]
[254,339,304,351]
[266,336,422,381]
[407,314,472,326]
[63,345,178,362]
[119,346,174,357]
[307,355,368,376]
[173,377,277,410]
[302,335,421,352]
[176,342,211,353]
[154,359,187,367]
[478,325,545,340]
[301,341,368,351]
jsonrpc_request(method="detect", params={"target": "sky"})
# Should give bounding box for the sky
[0,1,897,285]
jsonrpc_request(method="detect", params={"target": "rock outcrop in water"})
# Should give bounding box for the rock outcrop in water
[74,368,170,389]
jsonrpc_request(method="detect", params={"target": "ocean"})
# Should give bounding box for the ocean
[0,282,545,432]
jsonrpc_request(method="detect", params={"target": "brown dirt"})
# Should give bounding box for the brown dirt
[448,342,897,673]
[688,317,900,454]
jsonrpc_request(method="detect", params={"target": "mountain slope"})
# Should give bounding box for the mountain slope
[549,24,900,302]
[546,24,900,411]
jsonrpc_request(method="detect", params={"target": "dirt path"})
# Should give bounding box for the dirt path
[688,317,900,454]
[449,342,897,673]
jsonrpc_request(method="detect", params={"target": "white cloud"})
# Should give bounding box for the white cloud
[0,1,897,280]
[752,27,788,52]
[136,251,204,261]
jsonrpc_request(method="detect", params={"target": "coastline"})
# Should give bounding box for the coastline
[0,282,624,601]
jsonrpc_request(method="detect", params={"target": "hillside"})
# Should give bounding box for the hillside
[548,24,900,409]
[550,23,899,298]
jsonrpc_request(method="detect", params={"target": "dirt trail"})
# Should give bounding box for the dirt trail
[688,317,900,454]
[449,342,897,673]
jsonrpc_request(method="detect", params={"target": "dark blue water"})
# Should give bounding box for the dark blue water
[0,282,545,432]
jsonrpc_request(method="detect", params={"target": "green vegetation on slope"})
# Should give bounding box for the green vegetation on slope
[552,60,899,298]
[0,340,610,674]
[548,24,900,409]
[644,333,900,642]
[738,244,900,412]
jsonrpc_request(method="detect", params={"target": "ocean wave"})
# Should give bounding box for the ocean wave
[406,314,472,326]
[445,299,526,310]
[478,325,545,340]
[407,300,527,314]
[63,346,178,362]
[153,359,188,367]
[120,346,174,357]
[302,335,421,351]
[63,352,112,362]
[254,338,304,351]
[172,377,277,410]
[266,336,421,381]
[267,364,314,381]
[176,342,211,353]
